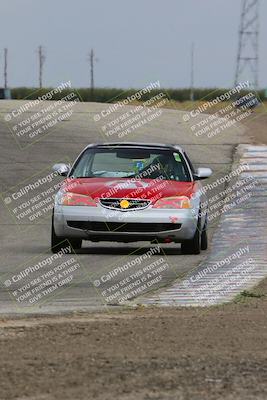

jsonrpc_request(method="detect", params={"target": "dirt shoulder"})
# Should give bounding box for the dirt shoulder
[0,287,267,400]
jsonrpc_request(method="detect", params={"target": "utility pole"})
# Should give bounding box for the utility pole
[190,42,195,102]
[235,0,260,89]
[38,45,46,88]
[4,48,8,89]
[89,49,96,99]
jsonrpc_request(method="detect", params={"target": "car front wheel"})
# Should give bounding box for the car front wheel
[51,215,82,253]
[181,219,201,255]
[201,217,208,251]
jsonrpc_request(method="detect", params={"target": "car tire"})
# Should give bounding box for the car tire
[201,217,208,250]
[181,220,201,255]
[51,214,82,253]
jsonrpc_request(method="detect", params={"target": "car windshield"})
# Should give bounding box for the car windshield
[70,148,191,182]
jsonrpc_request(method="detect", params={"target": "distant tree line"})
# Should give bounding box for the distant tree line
[10,87,266,103]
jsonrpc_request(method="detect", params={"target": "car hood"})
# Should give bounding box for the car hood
[62,178,197,204]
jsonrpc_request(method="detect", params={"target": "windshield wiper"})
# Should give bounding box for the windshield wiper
[70,176,93,179]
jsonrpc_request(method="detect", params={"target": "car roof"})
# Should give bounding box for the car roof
[85,142,185,153]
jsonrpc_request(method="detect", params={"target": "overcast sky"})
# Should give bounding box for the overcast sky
[1,0,267,89]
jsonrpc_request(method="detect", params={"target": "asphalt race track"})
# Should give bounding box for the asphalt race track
[0,100,247,315]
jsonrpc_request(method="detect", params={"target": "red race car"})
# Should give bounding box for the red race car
[51,143,212,254]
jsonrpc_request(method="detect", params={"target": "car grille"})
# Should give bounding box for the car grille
[67,221,182,233]
[99,198,150,211]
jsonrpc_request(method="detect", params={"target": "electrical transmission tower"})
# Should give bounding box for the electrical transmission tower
[235,0,260,89]
[38,45,46,88]
[4,48,8,89]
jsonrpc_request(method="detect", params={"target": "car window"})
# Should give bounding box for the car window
[183,152,195,174]
[71,149,191,181]
[91,153,158,174]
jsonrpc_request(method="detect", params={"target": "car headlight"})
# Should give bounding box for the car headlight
[153,196,191,209]
[56,191,97,206]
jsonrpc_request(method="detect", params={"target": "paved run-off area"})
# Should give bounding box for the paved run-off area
[0,98,263,315]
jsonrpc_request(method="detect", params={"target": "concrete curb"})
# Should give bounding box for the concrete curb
[131,144,267,307]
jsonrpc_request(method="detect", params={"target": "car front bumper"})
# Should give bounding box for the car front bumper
[54,204,199,243]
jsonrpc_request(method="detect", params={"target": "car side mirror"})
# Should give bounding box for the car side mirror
[52,163,70,177]
[193,167,212,180]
